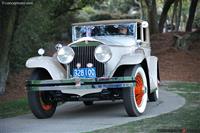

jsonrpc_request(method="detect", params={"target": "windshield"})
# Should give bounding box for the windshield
[72,23,137,41]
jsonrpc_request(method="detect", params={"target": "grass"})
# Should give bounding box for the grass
[0,98,30,118]
[90,82,200,133]
[167,82,200,92]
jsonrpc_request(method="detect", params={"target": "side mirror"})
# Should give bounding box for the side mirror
[142,21,148,28]
[136,40,142,47]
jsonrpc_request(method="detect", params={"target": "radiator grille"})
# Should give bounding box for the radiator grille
[70,46,104,77]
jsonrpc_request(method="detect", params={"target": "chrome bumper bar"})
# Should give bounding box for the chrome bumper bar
[26,77,135,91]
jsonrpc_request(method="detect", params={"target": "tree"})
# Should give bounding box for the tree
[170,0,182,32]
[0,0,97,93]
[171,0,179,31]
[0,4,19,93]
[52,0,97,18]
[144,0,159,34]
[140,0,147,20]
[175,0,182,31]
[159,0,175,32]
[186,0,199,32]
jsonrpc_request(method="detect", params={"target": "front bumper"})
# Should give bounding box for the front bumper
[26,77,135,91]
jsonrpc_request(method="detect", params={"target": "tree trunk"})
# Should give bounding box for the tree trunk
[171,0,178,32]
[186,0,198,32]
[140,0,148,20]
[144,0,159,34]
[0,5,18,94]
[159,0,175,32]
[175,0,182,31]
[140,0,144,19]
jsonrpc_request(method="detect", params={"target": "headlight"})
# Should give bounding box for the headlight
[95,45,112,63]
[57,46,74,64]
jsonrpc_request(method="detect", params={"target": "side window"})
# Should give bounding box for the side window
[143,28,146,42]
[137,23,141,40]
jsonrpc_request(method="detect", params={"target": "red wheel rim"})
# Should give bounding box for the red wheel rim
[42,104,52,111]
[39,92,53,111]
[134,73,144,107]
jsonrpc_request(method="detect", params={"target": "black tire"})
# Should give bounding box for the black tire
[123,65,148,117]
[83,101,94,106]
[148,88,159,102]
[27,69,57,119]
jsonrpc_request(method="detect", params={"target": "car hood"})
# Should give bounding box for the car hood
[69,36,136,47]
[94,36,136,46]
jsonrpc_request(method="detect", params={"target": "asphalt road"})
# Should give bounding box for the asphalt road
[0,89,185,133]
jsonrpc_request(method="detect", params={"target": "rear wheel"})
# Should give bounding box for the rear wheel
[149,63,160,102]
[27,69,57,119]
[83,101,94,106]
[123,65,148,116]
[148,84,159,101]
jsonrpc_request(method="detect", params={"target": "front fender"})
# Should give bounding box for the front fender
[110,53,145,76]
[118,53,145,65]
[26,56,66,80]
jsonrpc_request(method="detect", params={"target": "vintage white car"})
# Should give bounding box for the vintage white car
[26,19,160,119]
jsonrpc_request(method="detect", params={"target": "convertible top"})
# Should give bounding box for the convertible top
[72,19,144,26]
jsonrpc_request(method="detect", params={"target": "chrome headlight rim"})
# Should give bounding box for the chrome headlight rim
[57,46,75,64]
[94,45,112,63]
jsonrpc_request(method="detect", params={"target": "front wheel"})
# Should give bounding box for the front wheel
[123,65,148,116]
[27,69,57,119]
[28,91,57,119]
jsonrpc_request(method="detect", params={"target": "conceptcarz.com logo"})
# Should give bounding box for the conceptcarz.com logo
[1,1,33,6]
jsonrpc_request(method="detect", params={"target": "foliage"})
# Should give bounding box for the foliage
[90,12,138,21]
[9,0,92,71]
[4,0,200,73]
[90,13,113,21]
[193,2,200,28]
[76,6,96,22]
[105,0,139,14]
[10,1,54,71]
[82,6,96,15]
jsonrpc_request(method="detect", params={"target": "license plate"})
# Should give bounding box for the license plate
[73,68,96,78]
